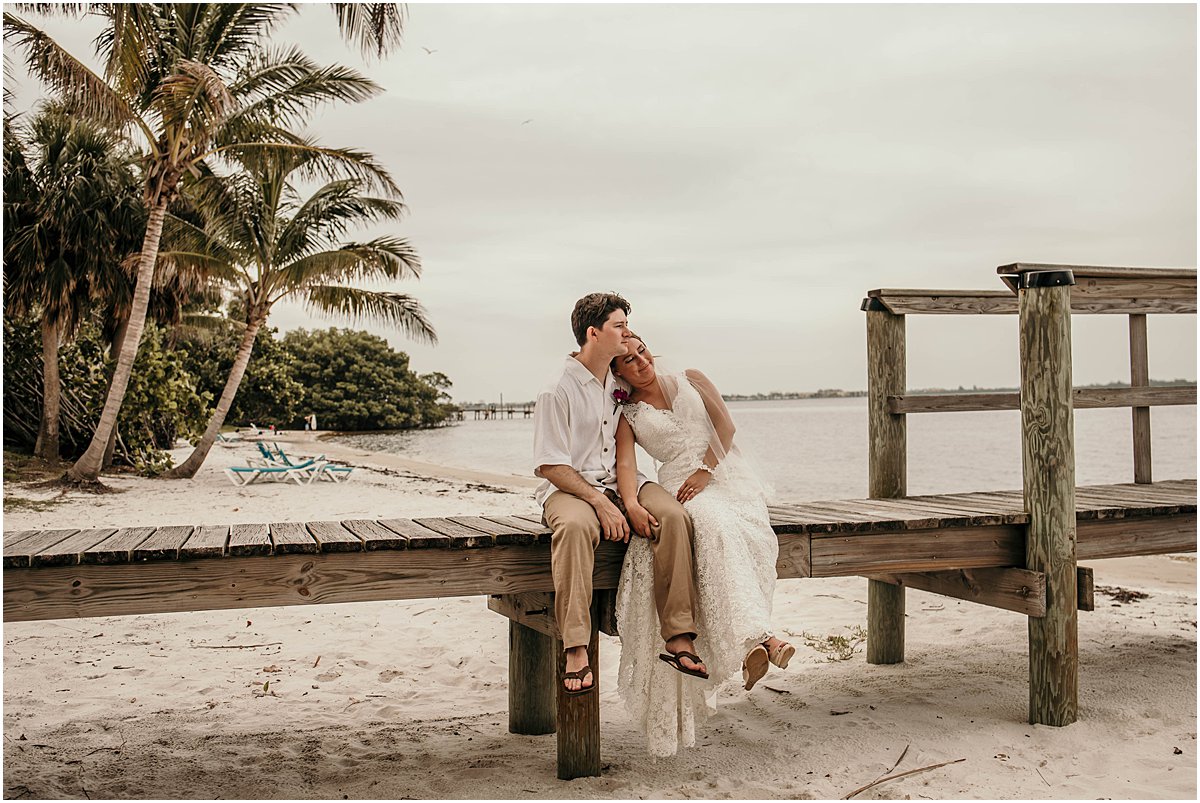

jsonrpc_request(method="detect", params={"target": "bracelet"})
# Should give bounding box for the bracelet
[696,463,714,474]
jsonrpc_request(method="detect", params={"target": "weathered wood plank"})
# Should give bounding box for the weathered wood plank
[3,530,55,550]
[341,520,407,550]
[414,517,495,549]
[229,523,271,557]
[776,531,812,579]
[871,294,1018,316]
[483,515,554,545]
[269,522,319,555]
[489,591,557,638]
[3,541,629,622]
[810,525,1026,577]
[998,263,1197,281]
[305,521,362,553]
[32,529,117,568]
[132,526,194,562]
[824,498,948,529]
[451,516,537,546]
[378,519,452,549]
[1076,513,1197,560]
[771,502,895,533]
[1077,566,1095,612]
[4,530,79,568]
[889,386,1196,414]
[82,527,157,564]
[870,567,1047,617]
[179,526,229,559]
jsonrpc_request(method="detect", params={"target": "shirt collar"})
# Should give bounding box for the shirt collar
[565,355,610,388]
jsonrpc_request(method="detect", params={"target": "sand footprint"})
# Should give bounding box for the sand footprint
[378,669,403,683]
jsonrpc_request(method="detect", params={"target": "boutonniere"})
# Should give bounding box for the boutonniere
[612,387,631,414]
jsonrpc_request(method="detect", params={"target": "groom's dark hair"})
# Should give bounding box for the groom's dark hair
[571,292,631,346]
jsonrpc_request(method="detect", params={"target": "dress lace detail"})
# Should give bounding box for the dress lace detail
[615,374,779,757]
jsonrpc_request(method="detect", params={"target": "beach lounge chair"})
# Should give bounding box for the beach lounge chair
[273,443,327,467]
[314,463,354,483]
[216,432,241,444]
[223,458,324,486]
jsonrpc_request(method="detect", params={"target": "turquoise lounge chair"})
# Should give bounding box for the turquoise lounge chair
[224,458,324,486]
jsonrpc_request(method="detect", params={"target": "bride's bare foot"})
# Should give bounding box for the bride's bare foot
[563,645,593,693]
[664,634,707,676]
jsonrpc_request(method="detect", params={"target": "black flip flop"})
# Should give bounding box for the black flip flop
[563,665,596,696]
[659,650,710,680]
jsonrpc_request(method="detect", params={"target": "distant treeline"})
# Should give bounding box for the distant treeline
[3,315,456,471]
[721,379,1194,401]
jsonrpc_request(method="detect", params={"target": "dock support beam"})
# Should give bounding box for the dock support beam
[556,594,601,779]
[865,299,907,664]
[1018,269,1079,726]
[1129,314,1152,483]
[508,621,556,735]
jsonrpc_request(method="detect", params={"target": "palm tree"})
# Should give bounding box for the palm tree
[4,3,406,485]
[3,104,144,464]
[161,148,434,478]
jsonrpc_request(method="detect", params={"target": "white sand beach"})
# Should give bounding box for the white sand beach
[3,438,1195,800]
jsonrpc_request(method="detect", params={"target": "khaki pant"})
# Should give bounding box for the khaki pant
[543,482,699,649]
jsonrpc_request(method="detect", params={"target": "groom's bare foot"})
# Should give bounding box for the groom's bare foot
[665,634,707,675]
[563,645,593,693]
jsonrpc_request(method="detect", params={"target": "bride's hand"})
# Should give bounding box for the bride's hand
[627,503,658,539]
[676,470,712,503]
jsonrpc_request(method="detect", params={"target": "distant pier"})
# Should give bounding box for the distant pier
[453,404,534,421]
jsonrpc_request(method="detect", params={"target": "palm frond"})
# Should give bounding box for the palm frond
[274,237,421,293]
[208,138,401,197]
[331,3,405,60]
[153,58,235,146]
[225,44,380,129]
[276,181,405,261]
[304,285,435,344]
[188,4,295,69]
[3,11,150,140]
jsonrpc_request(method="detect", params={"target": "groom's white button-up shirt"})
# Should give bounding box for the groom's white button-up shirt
[533,356,648,508]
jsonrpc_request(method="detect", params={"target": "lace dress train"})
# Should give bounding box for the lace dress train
[614,373,779,757]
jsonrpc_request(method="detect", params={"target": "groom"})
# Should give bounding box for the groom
[533,292,706,694]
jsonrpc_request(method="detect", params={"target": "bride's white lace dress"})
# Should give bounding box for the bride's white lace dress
[615,371,779,757]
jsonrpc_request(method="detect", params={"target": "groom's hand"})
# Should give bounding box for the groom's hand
[592,494,630,542]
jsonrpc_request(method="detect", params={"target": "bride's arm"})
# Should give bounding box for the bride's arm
[616,415,656,538]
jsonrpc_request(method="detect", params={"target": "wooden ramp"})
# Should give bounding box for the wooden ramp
[4,479,1194,623]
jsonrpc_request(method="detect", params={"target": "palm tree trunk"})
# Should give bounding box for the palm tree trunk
[163,315,265,479]
[34,315,61,464]
[66,195,169,483]
[101,316,131,469]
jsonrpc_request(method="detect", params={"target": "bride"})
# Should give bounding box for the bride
[611,334,795,757]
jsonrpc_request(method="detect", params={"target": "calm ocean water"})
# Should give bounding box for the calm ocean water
[331,398,1197,501]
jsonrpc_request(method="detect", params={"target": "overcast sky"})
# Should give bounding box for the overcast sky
[8,3,1197,402]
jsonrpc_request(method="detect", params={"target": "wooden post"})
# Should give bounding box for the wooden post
[509,621,556,735]
[1129,314,1152,483]
[865,299,907,664]
[1019,269,1079,727]
[555,594,600,780]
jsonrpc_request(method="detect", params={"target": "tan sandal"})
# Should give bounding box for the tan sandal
[742,644,769,691]
[768,640,795,669]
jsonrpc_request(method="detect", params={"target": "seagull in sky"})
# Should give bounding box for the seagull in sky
[521,119,533,125]
[421,47,437,55]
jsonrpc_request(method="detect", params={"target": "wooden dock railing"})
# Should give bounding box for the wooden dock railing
[861,263,1197,727]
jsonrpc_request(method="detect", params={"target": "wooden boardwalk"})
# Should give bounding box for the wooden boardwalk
[4,479,1193,623]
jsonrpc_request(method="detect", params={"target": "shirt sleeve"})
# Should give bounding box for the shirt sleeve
[533,387,572,477]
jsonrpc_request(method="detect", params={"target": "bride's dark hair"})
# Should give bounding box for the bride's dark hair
[610,332,647,378]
